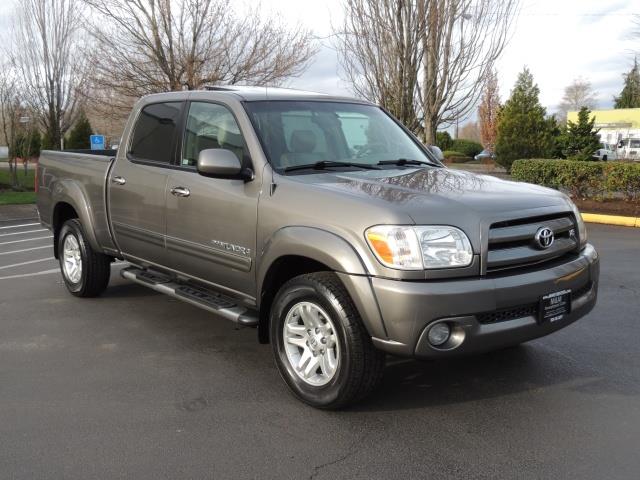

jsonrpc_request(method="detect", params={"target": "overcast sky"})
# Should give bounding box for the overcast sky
[268,0,639,118]
[1,0,638,121]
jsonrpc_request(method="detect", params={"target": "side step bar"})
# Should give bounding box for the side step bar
[121,267,258,327]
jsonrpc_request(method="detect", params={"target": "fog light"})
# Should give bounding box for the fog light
[427,323,451,346]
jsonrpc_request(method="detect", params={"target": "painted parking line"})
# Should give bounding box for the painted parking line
[0,257,55,270]
[0,261,128,281]
[0,236,53,246]
[0,268,60,281]
[0,245,51,256]
[0,222,40,230]
[0,229,47,237]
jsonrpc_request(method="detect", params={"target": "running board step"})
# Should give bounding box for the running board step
[120,267,258,327]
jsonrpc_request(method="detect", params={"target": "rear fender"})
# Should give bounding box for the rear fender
[52,180,101,253]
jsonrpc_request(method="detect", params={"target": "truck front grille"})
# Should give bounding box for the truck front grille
[486,213,579,273]
[475,280,592,325]
[476,303,538,324]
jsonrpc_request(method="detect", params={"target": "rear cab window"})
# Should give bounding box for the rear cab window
[128,102,182,164]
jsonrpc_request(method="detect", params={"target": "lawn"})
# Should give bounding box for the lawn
[0,191,37,205]
[0,168,37,205]
[0,169,36,190]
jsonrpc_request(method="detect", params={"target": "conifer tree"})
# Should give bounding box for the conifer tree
[561,107,601,161]
[495,68,556,170]
[65,111,93,149]
[614,59,640,109]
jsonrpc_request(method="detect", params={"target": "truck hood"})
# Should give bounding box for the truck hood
[285,166,570,224]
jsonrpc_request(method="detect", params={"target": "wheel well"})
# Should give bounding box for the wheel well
[258,256,331,343]
[52,202,78,258]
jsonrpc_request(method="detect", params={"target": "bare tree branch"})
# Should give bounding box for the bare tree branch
[10,0,88,149]
[336,0,519,144]
[557,77,598,122]
[336,0,424,131]
[85,0,318,118]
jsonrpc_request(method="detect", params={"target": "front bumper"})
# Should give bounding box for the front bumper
[368,244,599,358]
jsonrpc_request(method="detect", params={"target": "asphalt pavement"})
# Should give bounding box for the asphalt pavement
[0,213,639,479]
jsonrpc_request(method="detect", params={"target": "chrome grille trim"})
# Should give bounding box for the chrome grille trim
[487,214,578,272]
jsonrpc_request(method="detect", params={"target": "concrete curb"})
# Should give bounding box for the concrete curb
[582,213,640,228]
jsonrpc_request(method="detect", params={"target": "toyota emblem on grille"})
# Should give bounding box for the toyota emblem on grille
[534,227,554,249]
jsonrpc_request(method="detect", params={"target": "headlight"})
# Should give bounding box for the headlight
[365,225,473,270]
[569,201,587,248]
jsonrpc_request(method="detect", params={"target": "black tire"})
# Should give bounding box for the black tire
[58,218,111,297]
[270,272,385,409]
[602,155,607,161]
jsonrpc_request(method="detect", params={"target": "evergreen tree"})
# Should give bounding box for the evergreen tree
[435,131,453,150]
[614,59,640,109]
[27,130,41,158]
[41,131,56,151]
[495,68,557,171]
[561,107,601,161]
[65,111,93,149]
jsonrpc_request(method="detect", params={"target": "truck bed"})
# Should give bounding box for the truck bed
[37,150,117,253]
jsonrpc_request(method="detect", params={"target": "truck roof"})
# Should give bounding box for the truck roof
[141,85,371,104]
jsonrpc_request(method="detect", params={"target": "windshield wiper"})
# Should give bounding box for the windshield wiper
[377,158,439,167]
[283,160,381,173]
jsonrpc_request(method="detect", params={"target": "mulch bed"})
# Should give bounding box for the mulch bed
[574,198,640,217]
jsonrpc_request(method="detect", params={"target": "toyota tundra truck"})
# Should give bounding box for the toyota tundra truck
[36,86,599,408]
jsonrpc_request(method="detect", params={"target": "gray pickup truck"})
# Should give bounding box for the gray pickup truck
[37,86,599,408]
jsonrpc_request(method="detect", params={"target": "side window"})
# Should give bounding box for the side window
[182,102,248,167]
[129,102,182,164]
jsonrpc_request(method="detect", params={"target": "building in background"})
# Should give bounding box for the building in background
[568,108,640,160]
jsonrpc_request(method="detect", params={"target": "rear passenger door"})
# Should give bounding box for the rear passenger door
[109,101,183,266]
[164,101,259,298]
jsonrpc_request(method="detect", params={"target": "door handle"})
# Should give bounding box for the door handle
[111,176,126,185]
[170,186,190,197]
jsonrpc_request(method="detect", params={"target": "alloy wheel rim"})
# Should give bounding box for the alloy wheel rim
[282,301,340,386]
[62,234,82,284]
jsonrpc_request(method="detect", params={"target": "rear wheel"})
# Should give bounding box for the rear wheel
[270,272,385,409]
[58,219,111,297]
[602,155,607,161]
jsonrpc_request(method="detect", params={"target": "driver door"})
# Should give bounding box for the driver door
[164,101,259,298]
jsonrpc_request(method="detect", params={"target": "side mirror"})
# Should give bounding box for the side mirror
[196,148,253,181]
[428,145,445,162]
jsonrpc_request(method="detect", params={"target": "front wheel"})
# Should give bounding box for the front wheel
[270,272,385,409]
[58,219,111,297]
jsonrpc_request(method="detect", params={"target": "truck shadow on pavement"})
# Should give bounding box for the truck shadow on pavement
[92,281,633,412]
[350,339,638,412]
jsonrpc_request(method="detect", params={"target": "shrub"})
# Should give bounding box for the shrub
[435,131,453,150]
[442,151,472,163]
[451,139,483,158]
[603,162,640,201]
[511,159,640,201]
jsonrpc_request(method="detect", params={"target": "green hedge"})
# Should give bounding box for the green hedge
[511,159,640,201]
[442,151,472,163]
[451,139,483,158]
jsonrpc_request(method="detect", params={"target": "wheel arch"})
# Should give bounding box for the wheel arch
[256,227,385,343]
[51,183,101,258]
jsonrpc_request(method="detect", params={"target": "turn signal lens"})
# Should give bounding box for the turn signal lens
[365,226,423,270]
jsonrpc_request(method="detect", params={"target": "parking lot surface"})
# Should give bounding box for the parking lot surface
[1,212,639,479]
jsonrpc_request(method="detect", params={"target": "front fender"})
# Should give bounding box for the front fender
[257,226,388,340]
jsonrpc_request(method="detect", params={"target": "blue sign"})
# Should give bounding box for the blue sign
[90,134,105,150]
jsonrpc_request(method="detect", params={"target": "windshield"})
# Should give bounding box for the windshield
[243,101,437,171]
